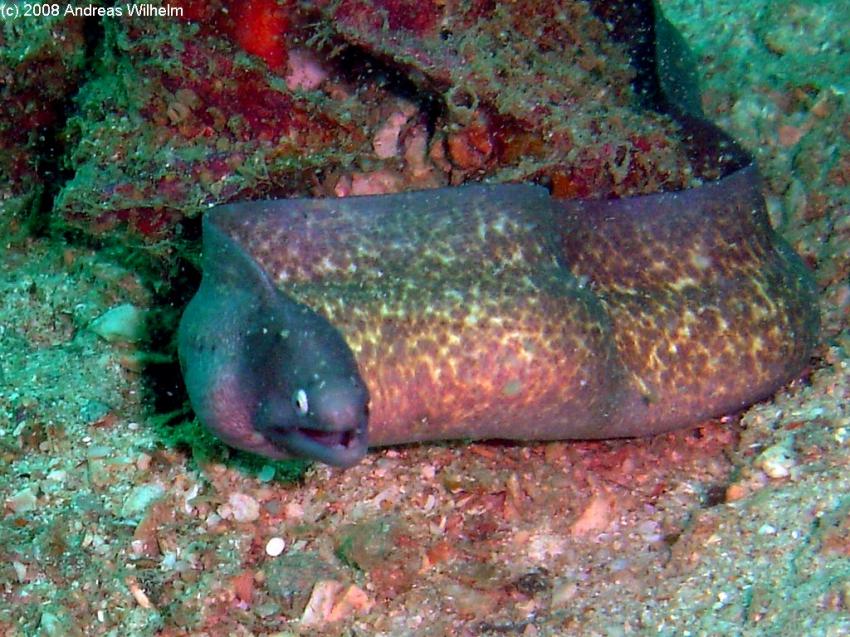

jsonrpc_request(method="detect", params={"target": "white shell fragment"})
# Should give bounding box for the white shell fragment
[265,537,286,557]
[89,303,146,343]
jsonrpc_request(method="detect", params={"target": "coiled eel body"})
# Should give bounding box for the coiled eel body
[177,164,818,466]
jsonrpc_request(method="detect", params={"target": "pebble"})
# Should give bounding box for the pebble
[120,483,166,519]
[755,440,796,479]
[258,464,276,482]
[266,537,286,557]
[88,303,146,343]
[301,580,373,626]
[6,487,37,513]
[46,469,67,483]
[300,580,344,627]
[12,560,26,583]
[220,492,261,522]
[570,493,615,536]
[637,519,663,542]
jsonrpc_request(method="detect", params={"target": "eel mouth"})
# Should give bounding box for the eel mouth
[277,421,368,468]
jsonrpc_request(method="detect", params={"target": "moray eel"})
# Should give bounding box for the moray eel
[177,1,819,467]
[177,164,819,466]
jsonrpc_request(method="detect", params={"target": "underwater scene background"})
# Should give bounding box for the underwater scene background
[1,0,849,634]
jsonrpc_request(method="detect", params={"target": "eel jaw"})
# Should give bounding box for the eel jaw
[266,418,369,468]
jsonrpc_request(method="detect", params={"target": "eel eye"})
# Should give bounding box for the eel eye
[292,388,309,416]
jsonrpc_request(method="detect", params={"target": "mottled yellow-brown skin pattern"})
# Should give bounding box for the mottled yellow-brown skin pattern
[212,168,818,450]
[559,166,818,437]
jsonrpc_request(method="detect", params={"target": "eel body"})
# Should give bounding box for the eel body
[177,164,819,466]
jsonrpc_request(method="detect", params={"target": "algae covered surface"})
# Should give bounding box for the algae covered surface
[1,1,850,635]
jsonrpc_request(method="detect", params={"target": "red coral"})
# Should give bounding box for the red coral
[228,0,290,73]
[177,0,291,74]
